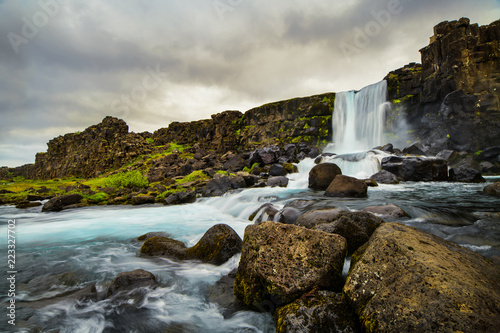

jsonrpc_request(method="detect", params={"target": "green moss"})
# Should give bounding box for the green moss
[145,138,154,144]
[85,170,148,189]
[176,170,210,184]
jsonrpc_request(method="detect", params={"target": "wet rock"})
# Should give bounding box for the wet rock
[325,175,367,198]
[435,149,456,161]
[478,146,500,161]
[267,176,289,187]
[402,142,428,156]
[313,211,384,254]
[483,182,500,197]
[234,222,347,308]
[269,164,287,176]
[381,156,448,181]
[361,204,410,220]
[207,269,247,316]
[277,207,302,225]
[344,222,500,333]
[131,195,156,205]
[26,194,48,201]
[369,170,399,184]
[294,208,344,229]
[16,201,42,209]
[275,290,359,333]
[137,231,171,241]
[42,193,83,212]
[106,269,158,298]
[379,143,394,153]
[139,236,189,259]
[185,224,242,265]
[250,203,280,223]
[308,163,342,191]
[165,191,196,205]
[449,166,486,183]
[202,173,246,197]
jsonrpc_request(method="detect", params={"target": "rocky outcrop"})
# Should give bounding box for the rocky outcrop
[386,18,500,155]
[344,222,500,333]
[381,156,448,181]
[34,116,153,179]
[308,163,342,190]
[234,222,347,308]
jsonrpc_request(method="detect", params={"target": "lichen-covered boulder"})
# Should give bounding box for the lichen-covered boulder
[308,163,342,190]
[313,211,384,254]
[344,222,500,333]
[139,236,188,260]
[106,269,158,298]
[483,182,500,197]
[185,224,242,265]
[324,175,367,198]
[294,208,344,229]
[275,290,359,333]
[234,222,347,308]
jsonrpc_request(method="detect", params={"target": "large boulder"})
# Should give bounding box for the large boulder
[313,211,384,254]
[344,223,500,333]
[234,222,347,308]
[106,269,158,298]
[369,170,399,184]
[381,156,448,181]
[41,193,83,212]
[185,224,242,265]
[448,167,486,183]
[308,163,342,190]
[275,290,359,333]
[324,175,367,198]
[483,182,500,197]
[294,208,344,229]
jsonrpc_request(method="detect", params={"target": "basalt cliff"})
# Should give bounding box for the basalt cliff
[2,17,500,181]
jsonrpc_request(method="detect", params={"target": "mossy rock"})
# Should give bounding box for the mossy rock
[139,236,188,260]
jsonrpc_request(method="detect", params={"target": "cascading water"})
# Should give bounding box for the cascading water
[323,80,391,178]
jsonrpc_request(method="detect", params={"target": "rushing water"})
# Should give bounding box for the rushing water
[0,165,499,332]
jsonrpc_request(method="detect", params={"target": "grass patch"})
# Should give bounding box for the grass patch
[176,170,210,184]
[84,170,149,189]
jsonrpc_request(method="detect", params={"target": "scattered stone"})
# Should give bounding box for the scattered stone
[42,193,84,212]
[139,236,188,259]
[308,163,342,190]
[344,222,500,333]
[185,224,242,265]
[324,175,367,198]
[402,142,428,156]
[449,166,486,183]
[369,170,399,184]
[234,222,347,308]
[267,176,289,187]
[277,207,302,225]
[363,178,378,187]
[361,204,409,220]
[294,208,344,229]
[275,290,359,333]
[269,164,287,176]
[202,174,246,197]
[379,143,394,153]
[26,194,47,201]
[106,269,158,298]
[483,182,500,197]
[313,211,384,254]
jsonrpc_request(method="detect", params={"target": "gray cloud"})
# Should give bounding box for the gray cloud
[1,0,499,167]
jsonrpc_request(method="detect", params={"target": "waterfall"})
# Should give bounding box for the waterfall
[331,80,389,154]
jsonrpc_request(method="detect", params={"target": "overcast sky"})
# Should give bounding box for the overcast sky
[1,0,499,167]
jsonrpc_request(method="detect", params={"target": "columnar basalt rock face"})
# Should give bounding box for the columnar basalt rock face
[34,116,153,179]
[386,18,500,154]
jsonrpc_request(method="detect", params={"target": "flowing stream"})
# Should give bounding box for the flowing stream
[1,80,499,332]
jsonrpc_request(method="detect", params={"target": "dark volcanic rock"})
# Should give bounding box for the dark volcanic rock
[139,236,189,259]
[106,269,158,298]
[361,204,409,220]
[42,193,83,212]
[234,222,347,308]
[267,176,289,187]
[137,232,171,241]
[269,164,287,176]
[275,290,359,333]
[369,170,399,184]
[449,166,486,183]
[313,211,384,254]
[381,156,448,181]
[344,222,500,333]
[324,175,367,198]
[131,195,156,205]
[165,191,196,205]
[185,224,242,265]
[294,208,344,229]
[202,174,246,197]
[308,163,342,191]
